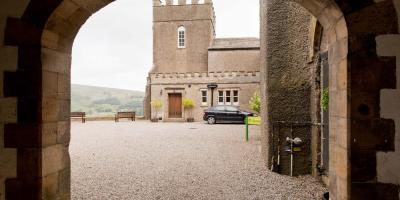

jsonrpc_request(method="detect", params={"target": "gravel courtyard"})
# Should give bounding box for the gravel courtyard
[71,121,326,200]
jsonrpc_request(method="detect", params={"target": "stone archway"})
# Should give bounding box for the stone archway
[260,0,349,199]
[1,0,399,199]
[260,0,399,199]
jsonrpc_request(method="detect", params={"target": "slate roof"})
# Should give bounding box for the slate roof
[209,37,260,50]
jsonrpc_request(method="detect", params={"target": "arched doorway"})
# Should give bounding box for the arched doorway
[1,0,399,199]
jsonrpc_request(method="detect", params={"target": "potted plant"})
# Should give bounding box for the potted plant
[249,92,261,115]
[150,100,163,122]
[183,98,195,122]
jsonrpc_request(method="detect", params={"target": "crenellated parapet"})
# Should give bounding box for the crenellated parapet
[149,71,260,85]
[153,0,213,6]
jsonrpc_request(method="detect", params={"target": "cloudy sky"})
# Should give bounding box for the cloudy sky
[72,0,260,91]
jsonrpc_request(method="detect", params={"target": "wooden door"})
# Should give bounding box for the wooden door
[168,93,182,118]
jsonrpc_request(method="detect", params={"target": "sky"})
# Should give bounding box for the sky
[72,0,260,91]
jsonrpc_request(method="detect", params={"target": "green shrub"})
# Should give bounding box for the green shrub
[249,92,261,114]
[183,98,195,109]
[321,88,329,111]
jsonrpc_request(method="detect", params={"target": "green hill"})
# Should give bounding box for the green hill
[71,84,145,117]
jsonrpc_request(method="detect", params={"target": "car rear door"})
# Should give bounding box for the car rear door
[225,106,243,122]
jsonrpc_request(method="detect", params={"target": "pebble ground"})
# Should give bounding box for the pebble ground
[71,121,327,200]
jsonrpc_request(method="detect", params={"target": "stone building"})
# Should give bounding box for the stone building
[0,0,399,199]
[145,0,260,121]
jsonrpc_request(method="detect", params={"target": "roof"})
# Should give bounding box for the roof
[209,38,260,50]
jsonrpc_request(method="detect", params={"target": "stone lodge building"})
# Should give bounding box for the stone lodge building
[0,0,399,199]
[144,1,260,121]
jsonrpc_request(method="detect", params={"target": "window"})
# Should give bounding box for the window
[215,106,225,111]
[225,90,231,105]
[178,26,186,48]
[186,0,192,4]
[198,0,205,4]
[233,90,239,105]
[218,91,224,105]
[160,0,166,5]
[226,106,238,112]
[201,89,207,106]
[217,89,240,106]
[173,0,179,5]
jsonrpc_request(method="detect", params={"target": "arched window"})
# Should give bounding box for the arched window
[198,0,205,4]
[173,0,179,5]
[186,0,192,4]
[178,26,186,48]
[160,0,166,6]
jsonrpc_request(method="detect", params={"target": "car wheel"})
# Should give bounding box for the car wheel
[207,117,216,125]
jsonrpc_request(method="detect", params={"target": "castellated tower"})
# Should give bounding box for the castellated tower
[152,0,216,73]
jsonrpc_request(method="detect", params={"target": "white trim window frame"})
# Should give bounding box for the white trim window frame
[225,90,232,105]
[178,26,186,48]
[201,89,208,106]
[233,90,239,106]
[218,90,224,105]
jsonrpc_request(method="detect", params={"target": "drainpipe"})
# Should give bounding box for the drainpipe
[207,83,218,107]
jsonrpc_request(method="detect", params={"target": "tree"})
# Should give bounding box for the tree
[150,100,163,120]
[182,98,195,121]
[249,92,261,114]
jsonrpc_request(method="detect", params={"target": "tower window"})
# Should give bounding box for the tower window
[160,0,166,6]
[186,0,192,4]
[198,0,205,4]
[178,26,186,48]
[173,0,179,5]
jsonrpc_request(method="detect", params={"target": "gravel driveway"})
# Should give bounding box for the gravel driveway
[71,121,326,200]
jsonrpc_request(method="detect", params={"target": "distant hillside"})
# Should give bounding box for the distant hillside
[71,84,145,117]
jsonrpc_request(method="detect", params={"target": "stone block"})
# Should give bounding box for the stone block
[71,0,114,14]
[4,124,40,148]
[0,148,17,180]
[42,144,68,177]
[58,73,70,97]
[42,48,71,74]
[0,0,30,18]
[42,123,58,147]
[329,89,348,118]
[0,46,18,71]
[376,34,400,57]
[351,118,395,151]
[42,71,58,98]
[328,37,348,65]
[0,98,17,123]
[351,150,377,182]
[57,168,71,198]
[57,121,70,144]
[42,30,60,50]
[335,17,347,41]
[54,0,80,20]
[4,18,41,46]
[41,172,59,200]
[42,97,69,122]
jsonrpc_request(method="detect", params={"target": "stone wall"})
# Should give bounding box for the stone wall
[150,71,260,121]
[262,0,315,176]
[153,2,215,73]
[208,49,260,72]
[0,1,29,199]
[377,1,400,197]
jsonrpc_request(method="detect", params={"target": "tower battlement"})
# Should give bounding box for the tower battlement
[153,0,213,7]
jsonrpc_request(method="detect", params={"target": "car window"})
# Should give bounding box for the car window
[214,106,225,111]
[226,106,238,112]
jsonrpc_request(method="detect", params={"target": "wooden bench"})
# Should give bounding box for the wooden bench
[115,112,135,122]
[71,112,86,123]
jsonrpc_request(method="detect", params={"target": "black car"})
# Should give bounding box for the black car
[203,106,254,124]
